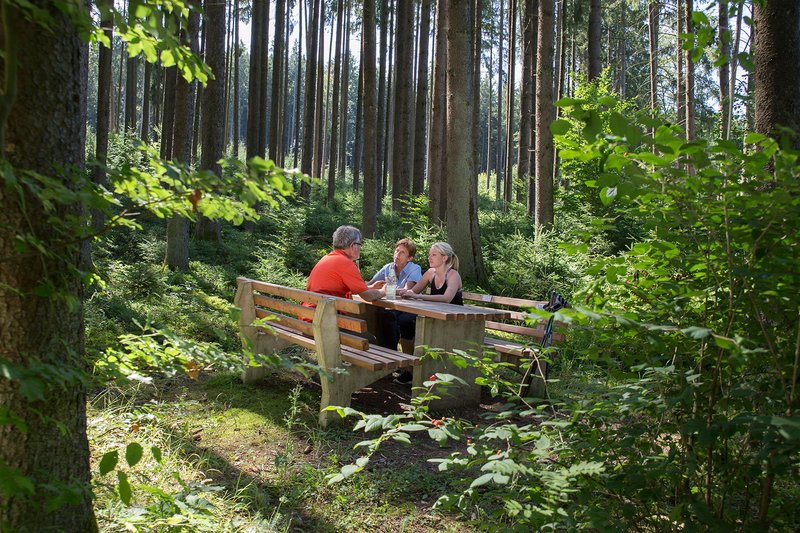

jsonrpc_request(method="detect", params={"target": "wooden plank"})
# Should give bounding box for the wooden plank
[367,345,421,367]
[238,277,366,314]
[483,337,533,358]
[484,322,566,343]
[253,294,367,333]
[256,322,317,351]
[341,347,385,370]
[345,346,397,368]
[255,308,369,351]
[462,291,547,309]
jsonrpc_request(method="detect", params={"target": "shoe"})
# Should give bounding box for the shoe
[392,371,413,385]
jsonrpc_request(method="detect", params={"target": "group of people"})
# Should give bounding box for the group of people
[305,225,463,384]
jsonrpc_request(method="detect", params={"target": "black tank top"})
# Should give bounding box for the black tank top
[431,268,463,305]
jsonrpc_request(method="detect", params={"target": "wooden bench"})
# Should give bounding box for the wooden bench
[234,277,420,426]
[462,291,567,397]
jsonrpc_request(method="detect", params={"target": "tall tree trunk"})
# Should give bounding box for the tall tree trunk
[337,4,351,184]
[353,37,364,190]
[676,0,685,128]
[0,2,95,528]
[301,0,321,198]
[362,0,379,236]
[445,0,483,281]
[391,0,415,211]
[428,0,448,223]
[520,0,536,215]
[125,1,138,133]
[165,11,198,271]
[754,0,800,151]
[486,8,494,186]
[587,0,601,81]
[196,0,225,241]
[535,0,555,228]
[719,0,730,139]
[617,4,626,97]
[495,0,504,199]
[233,0,240,154]
[648,1,659,118]
[270,0,286,163]
[502,0,516,207]
[259,1,270,157]
[327,0,345,204]
[160,57,178,159]
[293,0,303,168]
[727,1,743,140]
[684,0,695,141]
[93,4,113,233]
[376,0,389,201]
[412,0,432,195]
[141,60,152,141]
[246,0,264,160]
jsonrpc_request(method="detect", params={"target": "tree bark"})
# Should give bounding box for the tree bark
[445,0,483,281]
[269,0,287,163]
[327,0,346,204]
[684,0,695,141]
[165,11,199,271]
[93,3,114,234]
[428,0,448,223]
[196,0,225,241]
[300,0,320,199]
[754,0,800,151]
[362,0,379,237]
[337,4,351,183]
[246,0,264,160]
[587,0,601,81]
[502,0,516,207]
[412,0,432,196]
[519,0,536,213]
[718,0,730,139]
[391,0,415,211]
[0,2,96,529]
[648,1,659,118]
[535,0,555,228]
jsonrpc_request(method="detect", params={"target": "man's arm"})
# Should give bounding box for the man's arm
[357,288,383,302]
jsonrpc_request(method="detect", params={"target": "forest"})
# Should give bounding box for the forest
[1,0,799,530]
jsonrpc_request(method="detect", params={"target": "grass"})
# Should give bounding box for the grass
[89,371,474,532]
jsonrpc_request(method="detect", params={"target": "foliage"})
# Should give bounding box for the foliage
[324,103,800,530]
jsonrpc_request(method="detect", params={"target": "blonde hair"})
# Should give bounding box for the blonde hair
[431,242,459,270]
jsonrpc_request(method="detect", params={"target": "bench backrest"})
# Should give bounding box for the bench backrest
[235,277,370,350]
[462,291,566,343]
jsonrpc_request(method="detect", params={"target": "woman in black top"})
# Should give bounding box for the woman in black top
[398,242,463,305]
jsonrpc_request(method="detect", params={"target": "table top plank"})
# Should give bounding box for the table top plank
[354,295,512,321]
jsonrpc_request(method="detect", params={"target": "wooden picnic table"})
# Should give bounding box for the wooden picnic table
[355,296,511,408]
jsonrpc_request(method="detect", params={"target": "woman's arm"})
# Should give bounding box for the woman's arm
[410,270,462,302]
[398,268,433,297]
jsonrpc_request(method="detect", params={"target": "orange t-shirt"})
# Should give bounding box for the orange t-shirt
[306,249,368,300]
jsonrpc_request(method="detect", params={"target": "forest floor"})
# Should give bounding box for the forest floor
[89,368,506,532]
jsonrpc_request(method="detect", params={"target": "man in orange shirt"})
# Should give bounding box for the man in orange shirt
[306,225,383,302]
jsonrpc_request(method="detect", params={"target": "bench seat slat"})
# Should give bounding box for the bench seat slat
[463,291,547,309]
[253,294,368,333]
[340,347,387,370]
[483,337,535,357]
[239,277,365,314]
[257,322,317,351]
[366,345,421,367]
[255,308,369,351]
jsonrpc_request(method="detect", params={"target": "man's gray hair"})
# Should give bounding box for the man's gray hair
[332,225,361,249]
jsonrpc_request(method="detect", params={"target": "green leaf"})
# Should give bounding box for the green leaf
[99,450,118,476]
[125,442,143,467]
[681,326,712,339]
[151,446,162,464]
[550,119,572,136]
[117,471,132,505]
[470,472,495,488]
[609,112,628,138]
